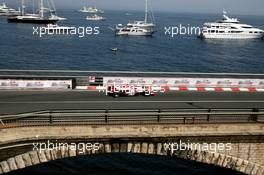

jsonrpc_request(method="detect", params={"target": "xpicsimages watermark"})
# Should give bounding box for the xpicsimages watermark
[165,24,201,37]
[164,140,232,154]
[32,140,100,154]
[32,26,100,38]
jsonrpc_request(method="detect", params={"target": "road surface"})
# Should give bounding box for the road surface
[0,90,263,115]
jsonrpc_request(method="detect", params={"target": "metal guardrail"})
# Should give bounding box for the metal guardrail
[0,108,263,128]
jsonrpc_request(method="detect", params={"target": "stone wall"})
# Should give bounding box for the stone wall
[0,141,264,175]
[0,124,263,174]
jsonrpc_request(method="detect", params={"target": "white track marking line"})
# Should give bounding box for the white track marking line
[168,87,179,91]
[187,88,197,91]
[222,88,232,91]
[239,88,249,92]
[0,101,264,104]
[204,88,215,91]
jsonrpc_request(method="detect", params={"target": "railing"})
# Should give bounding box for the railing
[1,69,264,78]
[0,108,263,128]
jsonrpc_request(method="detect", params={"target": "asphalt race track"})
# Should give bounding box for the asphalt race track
[0,90,264,115]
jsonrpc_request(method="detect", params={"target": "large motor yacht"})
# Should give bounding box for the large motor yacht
[200,11,264,39]
[79,6,103,13]
[0,2,20,16]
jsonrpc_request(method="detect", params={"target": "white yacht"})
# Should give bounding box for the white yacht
[0,2,20,16]
[86,14,105,21]
[200,11,264,39]
[127,20,155,31]
[79,6,103,13]
[114,0,155,36]
[114,24,129,35]
[127,27,153,36]
[115,25,153,36]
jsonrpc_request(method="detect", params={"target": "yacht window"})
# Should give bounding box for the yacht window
[231,31,242,33]
[210,30,215,33]
[254,32,258,33]
[241,26,253,29]
[249,32,253,33]
[219,31,224,33]
[231,27,237,29]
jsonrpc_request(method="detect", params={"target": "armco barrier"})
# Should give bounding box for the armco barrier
[76,76,264,93]
[0,79,73,90]
[103,77,264,88]
[76,85,264,93]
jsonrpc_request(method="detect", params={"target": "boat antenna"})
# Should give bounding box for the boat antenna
[144,0,148,23]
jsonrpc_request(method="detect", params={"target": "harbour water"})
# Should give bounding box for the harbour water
[0,10,264,73]
[6,153,246,175]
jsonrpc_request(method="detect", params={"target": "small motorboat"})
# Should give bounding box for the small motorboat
[110,48,118,52]
[86,14,105,21]
[43,24,75,33]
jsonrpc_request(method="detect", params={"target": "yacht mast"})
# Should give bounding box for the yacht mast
[21,0,25,15]
[40,0,44,18]
[144,0,148,23]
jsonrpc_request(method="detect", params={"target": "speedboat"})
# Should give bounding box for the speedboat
[43,24,75,33]
[86,14,105,21]
[49,15,67,21]
[110,48,118,52]
[200,11,264,39]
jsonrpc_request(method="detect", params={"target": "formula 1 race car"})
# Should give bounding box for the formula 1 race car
[106,85,157,97]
